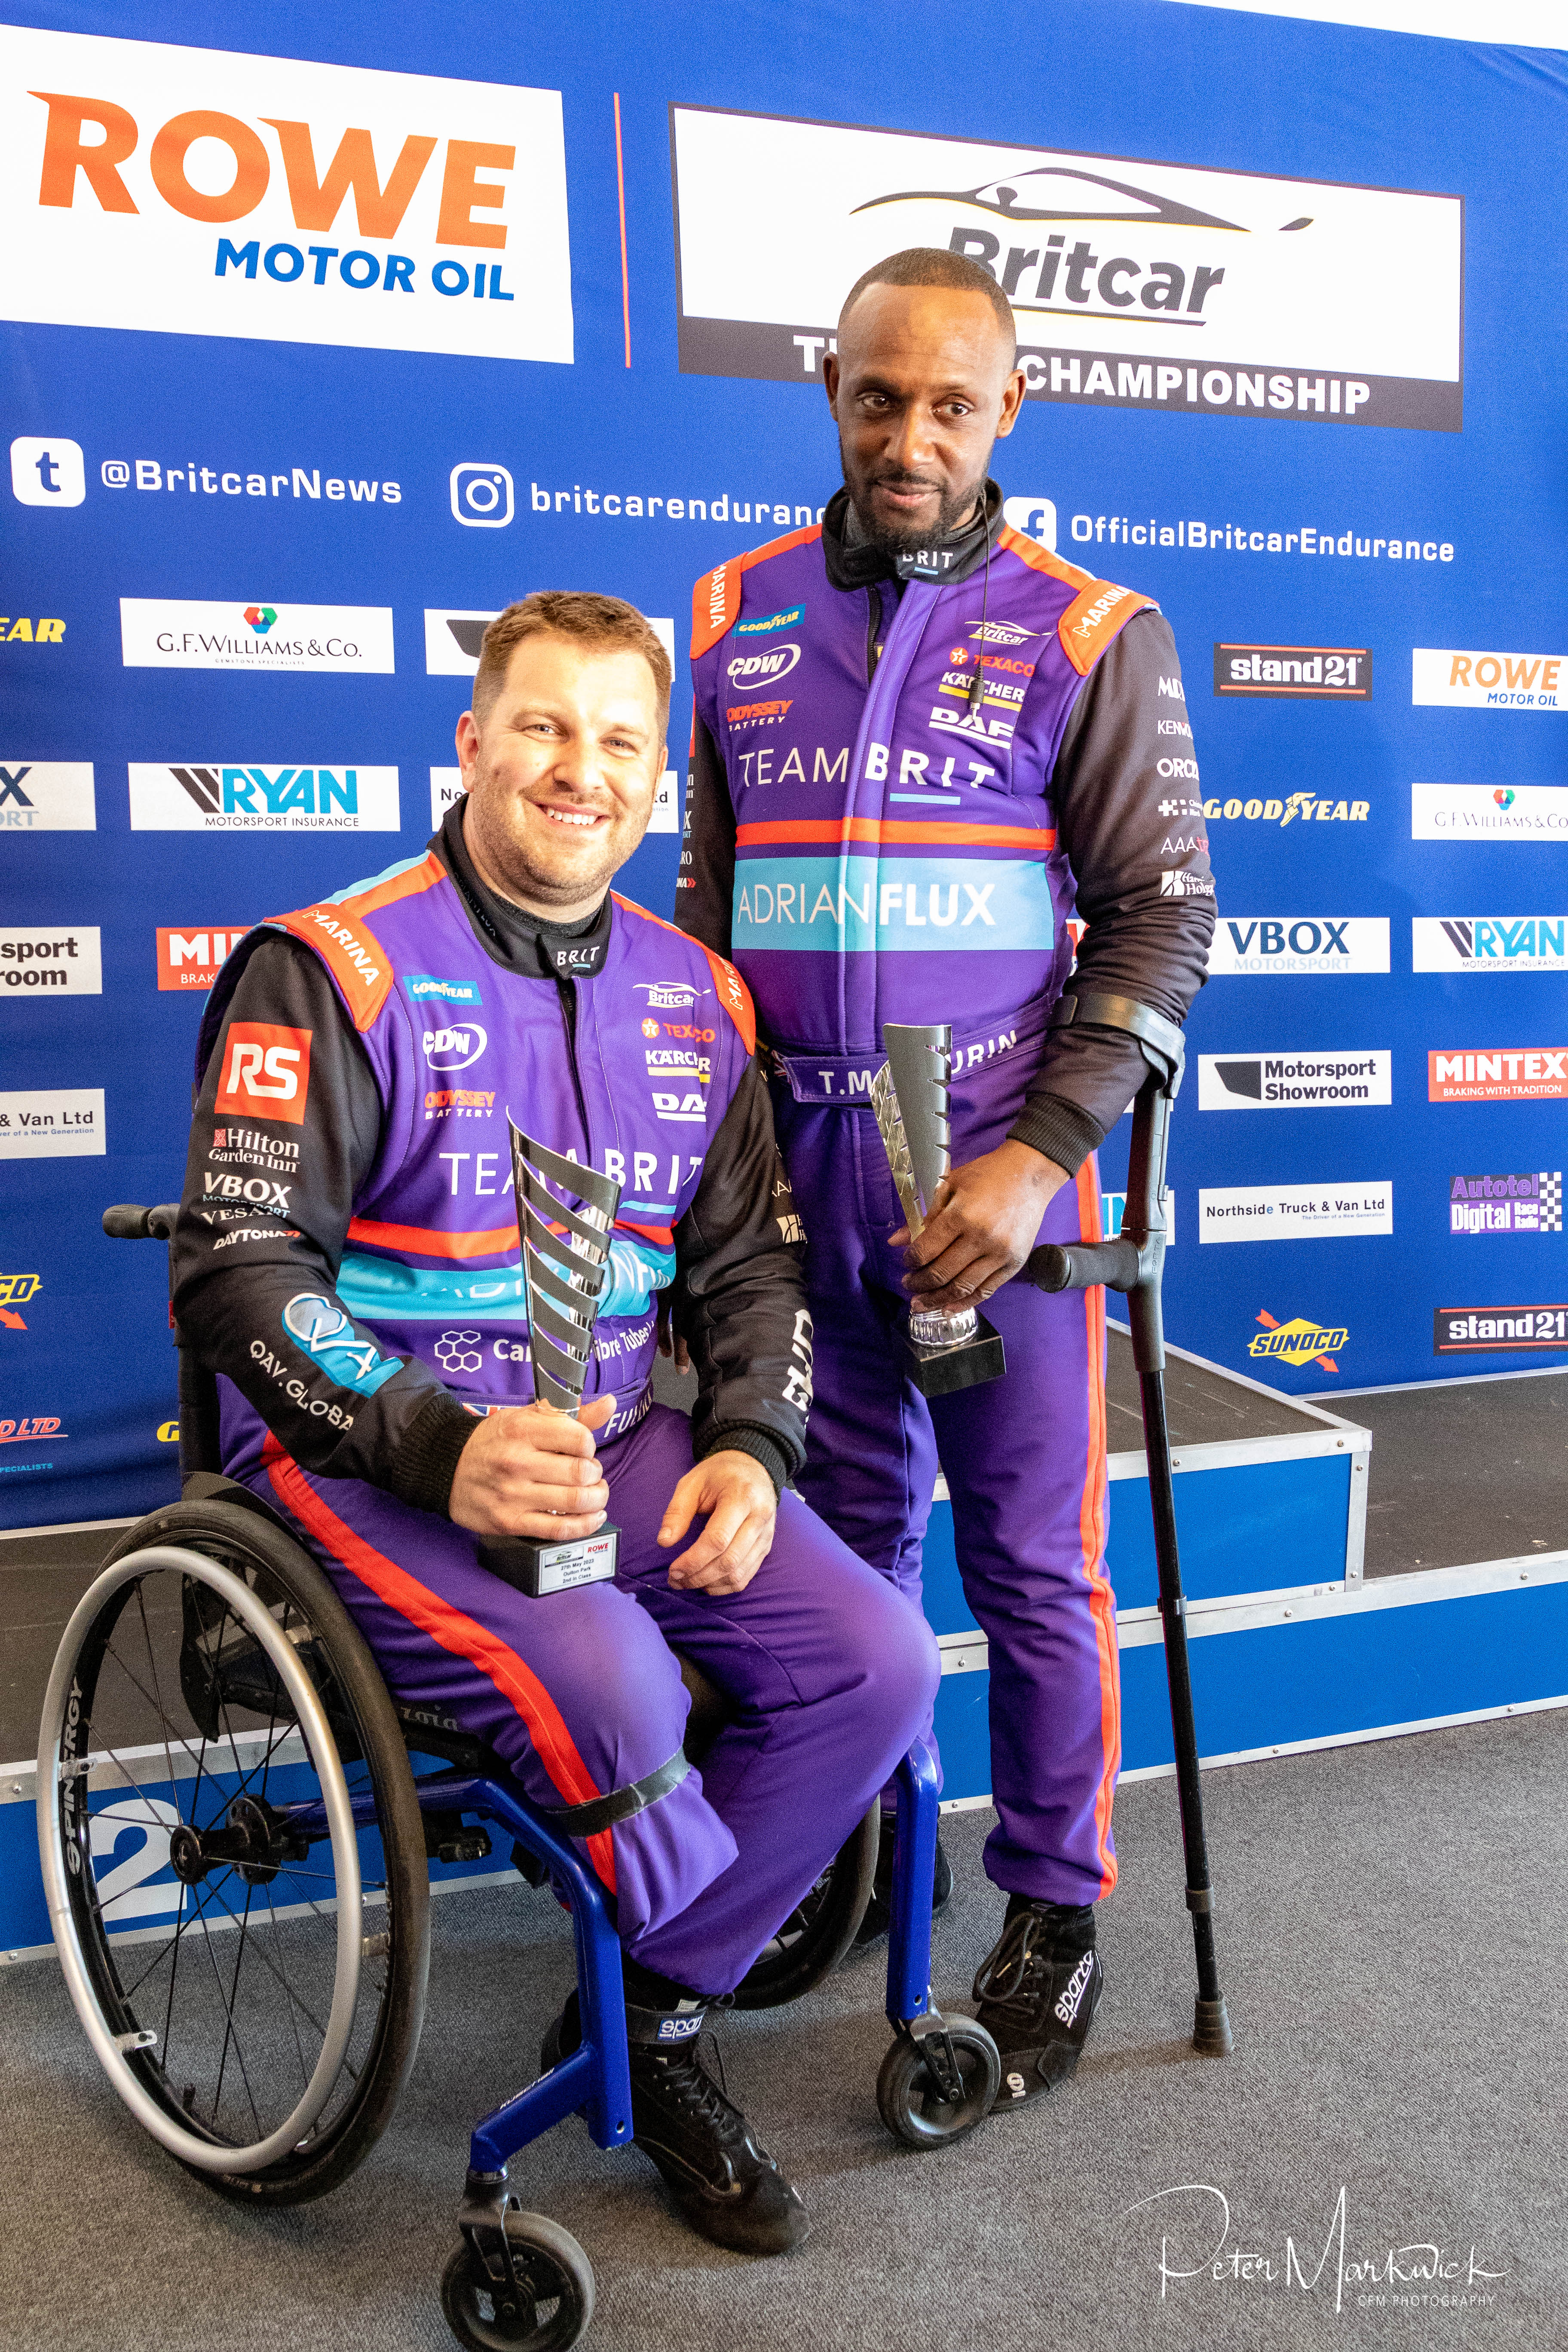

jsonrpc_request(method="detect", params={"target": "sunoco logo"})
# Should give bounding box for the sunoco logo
[726,643,801,693]
[1249,1310,1347,1372]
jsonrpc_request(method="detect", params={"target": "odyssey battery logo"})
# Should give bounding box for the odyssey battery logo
[244,604,277,633]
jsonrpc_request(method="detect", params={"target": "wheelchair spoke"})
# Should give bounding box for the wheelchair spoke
[207,1876,264,2139]
[198,1871,338,2053]
[262,1876,317,2098]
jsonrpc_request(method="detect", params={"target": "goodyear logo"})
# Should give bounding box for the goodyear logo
[1248,1309,1347,1372]
[156,1419,180,1442]
[736,605,803,638]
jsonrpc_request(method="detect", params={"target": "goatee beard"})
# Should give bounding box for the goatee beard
[843,457,985,556]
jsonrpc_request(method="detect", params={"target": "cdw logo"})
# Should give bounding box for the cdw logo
[214,1022,312,1124]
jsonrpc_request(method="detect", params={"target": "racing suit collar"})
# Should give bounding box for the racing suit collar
[824,478,1004,593]
[429,798,613,979]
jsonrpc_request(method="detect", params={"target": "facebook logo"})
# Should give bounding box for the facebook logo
[1002,496,1056,551]
[11,438,86,509]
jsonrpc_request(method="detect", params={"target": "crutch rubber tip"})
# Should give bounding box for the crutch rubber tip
[1193,1997,1234,2057]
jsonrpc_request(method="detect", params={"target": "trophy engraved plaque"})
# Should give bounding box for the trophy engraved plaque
[476,1119,623,1598]
[872,1024,1006,1398]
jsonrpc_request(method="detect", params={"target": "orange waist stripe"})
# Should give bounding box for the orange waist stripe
[735,816,1054,852]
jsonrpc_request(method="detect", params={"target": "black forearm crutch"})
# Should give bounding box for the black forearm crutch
[1024,991,1234,2057]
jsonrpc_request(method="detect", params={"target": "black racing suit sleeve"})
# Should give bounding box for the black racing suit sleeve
[671,1057,810,1493]
[1007,609,1216,1176]
[170,934,478,1514]
[674,716,738,956]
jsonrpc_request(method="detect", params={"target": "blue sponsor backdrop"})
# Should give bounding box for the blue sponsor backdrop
[4,0,1567,1526]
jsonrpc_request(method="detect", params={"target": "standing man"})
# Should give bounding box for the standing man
[675,248,1214,2104]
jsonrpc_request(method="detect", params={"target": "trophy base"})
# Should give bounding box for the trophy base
[478,1523,620,1599]
[905,1314,1006,1398]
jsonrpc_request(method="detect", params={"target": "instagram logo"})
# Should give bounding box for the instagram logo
[450,462,514,529]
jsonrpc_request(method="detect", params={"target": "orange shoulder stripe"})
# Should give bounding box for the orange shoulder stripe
[1056,576,1158,678]
[612,892,758,1057]
[339,848,447,919]
[267,905,395,1031]
[997,526,1096,593]
[690,522,822,659]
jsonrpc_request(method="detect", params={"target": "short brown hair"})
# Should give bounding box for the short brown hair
[839,246,1017,360]
[472,591,672,730]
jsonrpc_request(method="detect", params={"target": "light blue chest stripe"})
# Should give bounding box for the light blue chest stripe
[338,1236,675,1324]
[731,855,1054,953]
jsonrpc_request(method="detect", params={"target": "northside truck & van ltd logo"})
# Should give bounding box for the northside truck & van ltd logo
[1249,1309,1347,1373]
[0,29,572,366]
[671,107,1462,429]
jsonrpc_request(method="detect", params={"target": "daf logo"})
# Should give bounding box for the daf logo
[423,1023,488,1072]
[726,643,801,693]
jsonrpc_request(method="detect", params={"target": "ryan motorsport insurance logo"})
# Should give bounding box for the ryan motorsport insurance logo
[671,107,1462,428]
[0,28,572,364]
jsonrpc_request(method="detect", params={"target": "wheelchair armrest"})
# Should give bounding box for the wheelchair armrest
[677,1652,730,1766]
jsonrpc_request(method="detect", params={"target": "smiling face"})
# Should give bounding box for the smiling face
[454,632,664,919]
[824,282,1025,553]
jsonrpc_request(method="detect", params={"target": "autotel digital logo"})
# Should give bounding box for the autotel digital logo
[243,604,277,633]
[423,1022,487,1072]
[727,643,801,693]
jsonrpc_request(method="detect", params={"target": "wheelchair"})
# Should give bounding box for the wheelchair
[35,1204,1002,2349]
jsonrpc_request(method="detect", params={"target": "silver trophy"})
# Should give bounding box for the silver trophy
[872,1024,1006,1397]
[475,1119,623,1598]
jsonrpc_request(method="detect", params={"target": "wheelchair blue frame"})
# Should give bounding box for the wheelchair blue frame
[286,1740,945,2197]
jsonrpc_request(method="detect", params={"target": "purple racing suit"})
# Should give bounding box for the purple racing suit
[171,803,938,1992]
[676,487,1215,1904]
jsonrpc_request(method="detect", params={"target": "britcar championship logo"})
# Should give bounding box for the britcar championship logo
[670,107,1462,429]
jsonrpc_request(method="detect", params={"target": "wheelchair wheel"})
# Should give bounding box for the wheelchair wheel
[441,2209,594,2352]
[728,1800,880,2011]
[876,2018,1001,2149]
[37,1498,429,2205]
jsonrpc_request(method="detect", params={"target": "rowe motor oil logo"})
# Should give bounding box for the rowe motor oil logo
[0,28,572,364]
[671,107,1462,429]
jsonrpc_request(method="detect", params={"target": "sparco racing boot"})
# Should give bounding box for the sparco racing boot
[972,1897,1103,2108]
[540,1978,810,2256]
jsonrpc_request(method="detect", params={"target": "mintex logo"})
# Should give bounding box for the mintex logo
[1,29,572,366]
[1249,1310,1348,1373]
[214,1022,312,1124]
[1213,644,1371,699]
[130,764,400,832]
[1413,918,1568,974]
[1428,1048,1568,1104]
[1198,1052,1392,1109]
[157,928,249,989]
[1413,650,1565,711]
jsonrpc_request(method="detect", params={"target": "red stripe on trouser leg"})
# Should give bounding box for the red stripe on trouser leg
[263,1441,618,1891]
[1074,1161,1120,1896]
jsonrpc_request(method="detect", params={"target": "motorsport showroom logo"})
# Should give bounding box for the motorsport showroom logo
[1412,917,1568,973]
[0,30,572,367]
[0,929,101,995]
[1208,919,1388,977]
[1412,785,1568,840]
[1199,1052,1392,1110]
[0,763,95,831]
[130,764,400,831]
[0,1089,105,1159]
[1448,1173,1561,1236]
[121,600,395,674]
[1200,1183,1392,1243]
[1414,649,1565,710]
[12,434,401,515]
[1427,1048,1568,1103]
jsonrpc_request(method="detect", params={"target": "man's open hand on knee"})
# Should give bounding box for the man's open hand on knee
[658,1452,778,1595]
[449,1395,614,1540]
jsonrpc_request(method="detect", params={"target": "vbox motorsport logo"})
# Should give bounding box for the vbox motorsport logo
[1209,918,1390,977]
[1,28,573,366]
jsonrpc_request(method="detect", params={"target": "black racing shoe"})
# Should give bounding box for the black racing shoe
[539,1991,809,2256]
[972,1900,1102,2108]
[852,1813,953,1947]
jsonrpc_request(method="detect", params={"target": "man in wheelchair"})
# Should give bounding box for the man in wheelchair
[170,591,940,2257]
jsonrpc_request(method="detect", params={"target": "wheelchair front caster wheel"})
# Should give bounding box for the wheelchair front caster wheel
[441,2210,595,2352]
[876,2018,1001,2149]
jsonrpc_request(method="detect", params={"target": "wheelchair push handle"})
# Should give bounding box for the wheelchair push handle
[104,1201,179,1241]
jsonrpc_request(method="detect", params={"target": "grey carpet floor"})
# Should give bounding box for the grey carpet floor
[3,1707,1561,2352]
[1324,1373,1568,1578]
